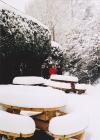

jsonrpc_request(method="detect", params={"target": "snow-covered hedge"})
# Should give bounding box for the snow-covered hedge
[0,8,51,83]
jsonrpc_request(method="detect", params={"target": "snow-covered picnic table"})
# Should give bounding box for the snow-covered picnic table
[0,85,67,131]
[0,85,66,111]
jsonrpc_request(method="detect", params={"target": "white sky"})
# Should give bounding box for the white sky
[2,0,30,12]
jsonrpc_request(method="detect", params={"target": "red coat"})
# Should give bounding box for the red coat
[49,67,56,75]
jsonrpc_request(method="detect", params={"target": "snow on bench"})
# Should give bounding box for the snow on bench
[44,79,86,94]
[44,80,71,91]
[49,75,86,94]
[0,110,35,138]
[50,74,78,83]
[12,76,45,85]
[49,112,88,140]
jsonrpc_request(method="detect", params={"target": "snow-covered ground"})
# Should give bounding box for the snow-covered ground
[62,83,100,140]
[84,84,100,140]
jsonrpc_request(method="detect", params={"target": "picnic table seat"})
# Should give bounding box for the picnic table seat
[0,110,35,139]
[44,80,71,92]
[12,76,45,86]
[48,112,88,140]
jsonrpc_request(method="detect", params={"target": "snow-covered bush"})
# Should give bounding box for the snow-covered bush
[65,19,100,84]
[0,9,51,83]
[43,41,65,68]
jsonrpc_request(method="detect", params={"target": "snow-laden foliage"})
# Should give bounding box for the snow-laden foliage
[65,19,100,83]
[26,0,100,47]
[43,41,65,68]
[0,8,51,83]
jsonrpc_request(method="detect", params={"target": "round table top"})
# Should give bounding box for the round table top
[0,85,67,111]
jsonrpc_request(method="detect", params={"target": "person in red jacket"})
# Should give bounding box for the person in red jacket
[49,65,56,76]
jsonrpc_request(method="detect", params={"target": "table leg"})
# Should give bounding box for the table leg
[71,83,76,93]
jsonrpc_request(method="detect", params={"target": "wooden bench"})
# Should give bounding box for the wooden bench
[45,75,86,94]
[0,110,35,139]
[48,113,88,140]
[44,80,86,94]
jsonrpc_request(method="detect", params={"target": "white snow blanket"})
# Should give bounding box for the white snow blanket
[0,110,35,136]
[49,112,88,136]
[50,74,78,83]
[0,85,66,109]
[12,76,45,85]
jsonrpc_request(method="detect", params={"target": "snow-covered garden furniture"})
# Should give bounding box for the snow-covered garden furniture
[49,74,86,94]
[0,85,66,130]
[12,76,45,86]
[0,110,35,139]
[49,112,88,140]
